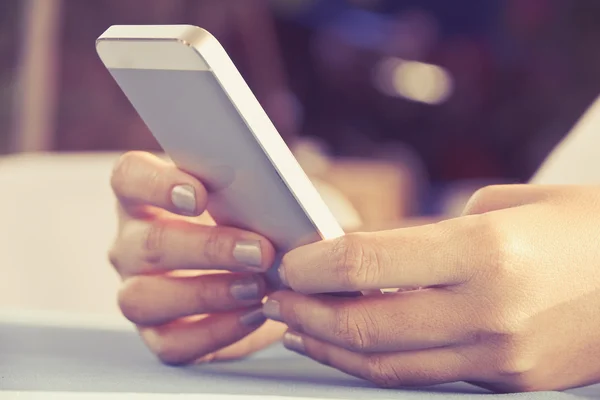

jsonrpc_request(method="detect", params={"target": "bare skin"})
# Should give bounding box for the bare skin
[109,151,286,365]
[109,96,600,391]
[265,184,600,392]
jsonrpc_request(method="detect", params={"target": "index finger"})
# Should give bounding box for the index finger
[280,216,486,293]
[111,151,208,217]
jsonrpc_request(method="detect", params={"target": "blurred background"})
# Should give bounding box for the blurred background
[0,0,600,219]
[3,0,600,216]
[2,0,600,315]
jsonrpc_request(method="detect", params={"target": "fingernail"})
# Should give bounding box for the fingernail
[262,299,282,322]
[230,277,262,301]
[283,331,305,354]
[278,265,289,287]
[171,185,196,215]
[233,240,263,269]
[240,307,266,326]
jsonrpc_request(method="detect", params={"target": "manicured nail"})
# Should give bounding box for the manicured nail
[233,240,263,269]
[230,277,262,301]
[278,265,289,287]
[283,331,305,354]
[262,299,282,322]
[171,185,196,215]
[240,308,266,326]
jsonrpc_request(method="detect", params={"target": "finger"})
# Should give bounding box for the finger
[279,218,483,293]
[111,151,208,216]
[139,307,267,365]
[208,320,287,362]
[118,273,268,326]
[462,184,553,215]
[110,217,275,277]
[283,331,474,388]
[264,290,472,353]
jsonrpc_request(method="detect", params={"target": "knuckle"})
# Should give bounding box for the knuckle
[331,305,371,351]
[493,341,536,379]
[201,321,225,351]
[145,167,164,203]
[475,293,533,346]
[466,213,510,279]
[192,278,223,309]
[111,152,140,195]
[365,356,402,388]
[144,329,186,365]
[366,356,453,388]
[469,212,535,291]
[108,244,123,273]
[141,219,168,266]
[487,309,529,340]
[202,229,233,265]
[111,151,164,203]
[330,234,379,290]
[117,277,150,324]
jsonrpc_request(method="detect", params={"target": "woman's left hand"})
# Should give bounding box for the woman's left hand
[263,185,600,392]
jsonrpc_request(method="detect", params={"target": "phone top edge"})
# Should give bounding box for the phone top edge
[97,24,208,44]
[96,25,213,71]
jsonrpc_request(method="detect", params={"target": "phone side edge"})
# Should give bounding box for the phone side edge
[186,30,345,241]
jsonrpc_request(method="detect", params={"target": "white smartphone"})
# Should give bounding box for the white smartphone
[96,25,354,291]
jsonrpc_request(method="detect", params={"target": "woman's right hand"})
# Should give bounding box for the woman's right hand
[108,151,286,365]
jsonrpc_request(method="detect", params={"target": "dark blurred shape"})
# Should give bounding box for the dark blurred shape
[49,0,297,152]
[0,0,21,154]
[2,0,600,188]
